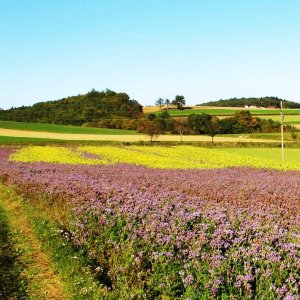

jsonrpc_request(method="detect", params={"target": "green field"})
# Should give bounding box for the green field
[0,121,138,135]
[158,108,300,117]
[257,114,300,124]
[218,114,300,124]
[223,147,300,163]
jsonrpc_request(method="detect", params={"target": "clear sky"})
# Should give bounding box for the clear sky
[1,0,300,109]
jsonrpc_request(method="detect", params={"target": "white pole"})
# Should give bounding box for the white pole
[280,100,284,161]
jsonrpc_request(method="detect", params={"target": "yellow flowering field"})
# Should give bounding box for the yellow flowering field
[10,145,300,170]
[10,146,105,165]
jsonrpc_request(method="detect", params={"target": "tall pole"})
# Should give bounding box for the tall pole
[280,100,284,161]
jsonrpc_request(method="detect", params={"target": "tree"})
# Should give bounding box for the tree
[233,110,261,133]
[138,119,161,142]
[158,111,173,132]
[206,116,220,144]
[291,127,298,141]
[155,98,165,111]
[188,113,211,134]
[172,95,185,110]
[174,118,189,142]
[165,99,170,111]
[188,113,219,143]
[160,111,170,119]
[147,113,158,121]
[218,117,235,134]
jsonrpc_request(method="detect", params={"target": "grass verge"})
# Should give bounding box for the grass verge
[0,200,28,299]
[0,184,110,300]
[0,136,126,146]
[0,184,68,299]
[219,132,299,141]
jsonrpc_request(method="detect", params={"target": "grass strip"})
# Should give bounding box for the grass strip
[0,184,110,300]
[0,200,28,299]
[0,184,68,299]
[0,136,124,145]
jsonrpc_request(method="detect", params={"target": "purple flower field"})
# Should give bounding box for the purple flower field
[1,146,300,299]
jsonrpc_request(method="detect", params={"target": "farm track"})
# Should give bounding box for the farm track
[0,184,69,300]
[0,128,279,143]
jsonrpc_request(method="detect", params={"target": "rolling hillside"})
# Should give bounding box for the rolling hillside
[0,89,143,126]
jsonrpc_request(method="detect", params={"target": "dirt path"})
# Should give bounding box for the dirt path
[0,128,278,143]
[0,184,69,300]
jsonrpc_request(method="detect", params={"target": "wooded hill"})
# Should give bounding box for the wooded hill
[199,97,300,108]
[0,89,143,126]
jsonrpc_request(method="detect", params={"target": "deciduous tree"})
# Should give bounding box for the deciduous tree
[172,95,185,110]
[138,119,161,142]
[174,118,189,142]
[188,113,219,143]
[155,98,165,111]
[207,116,220,144]
[165,99,170,111]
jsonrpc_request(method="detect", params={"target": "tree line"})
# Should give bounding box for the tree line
[139,110,291,143]
[199,97,300,108]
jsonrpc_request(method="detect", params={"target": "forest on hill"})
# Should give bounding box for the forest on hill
[0,89,143,126]
[199,97,300,108]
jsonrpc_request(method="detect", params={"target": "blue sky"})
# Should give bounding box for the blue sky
[1,0,300,109]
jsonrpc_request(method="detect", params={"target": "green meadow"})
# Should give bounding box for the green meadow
[0,121,138,135]
[257,114,300,124]
[222,147,300,163]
